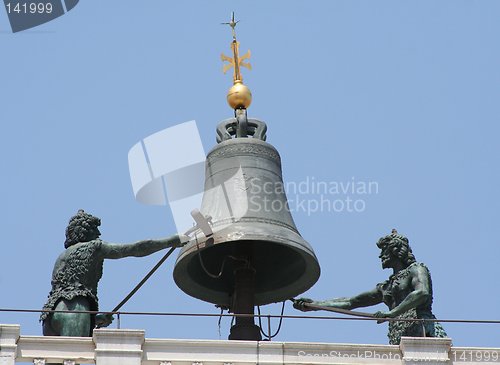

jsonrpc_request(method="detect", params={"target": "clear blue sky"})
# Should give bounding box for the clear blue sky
[1,0,499,347]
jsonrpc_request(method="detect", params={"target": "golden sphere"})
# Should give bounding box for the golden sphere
[227,81,252,109]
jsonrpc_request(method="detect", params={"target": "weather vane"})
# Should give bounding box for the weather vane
[221,12,252,110]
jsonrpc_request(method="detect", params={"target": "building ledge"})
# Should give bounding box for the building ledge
[2,324,498,365]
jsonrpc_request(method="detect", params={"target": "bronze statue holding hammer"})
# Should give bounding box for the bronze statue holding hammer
[293,230,447,344]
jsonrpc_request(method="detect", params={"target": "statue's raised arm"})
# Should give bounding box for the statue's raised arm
[41,210,187,337]
[100,235,185,259]
[293,230,448,345]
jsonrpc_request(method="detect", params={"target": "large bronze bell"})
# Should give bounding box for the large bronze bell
[173,116,320,339]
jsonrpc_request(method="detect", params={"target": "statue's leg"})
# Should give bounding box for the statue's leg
[51,297,92,337]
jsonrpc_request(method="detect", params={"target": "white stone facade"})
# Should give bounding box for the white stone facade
[1,324,498,365]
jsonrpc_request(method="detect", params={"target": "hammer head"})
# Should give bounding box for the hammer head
[189,209,213,238]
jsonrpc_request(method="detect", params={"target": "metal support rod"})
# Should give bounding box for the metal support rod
[228,243,262,341]
[267,315,272,341]
[235,108,248,138]
[112,247,177,312]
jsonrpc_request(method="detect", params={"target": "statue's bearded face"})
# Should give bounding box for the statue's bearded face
[87,225,101,240]
[379,246,396,269]
[376,233,415,270]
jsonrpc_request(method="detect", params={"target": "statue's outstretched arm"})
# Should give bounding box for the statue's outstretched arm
[374,265,431,319]
[345,287,383,309]
[293,287,382,312]
[327,287,383,309]
[100,235,187,259]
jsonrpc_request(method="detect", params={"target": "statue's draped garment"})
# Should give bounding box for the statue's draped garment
[41,240,104,333]
[377,262,447,344]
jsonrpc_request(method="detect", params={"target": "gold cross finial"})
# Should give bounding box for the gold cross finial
[221,12,252,110]
[221,11,238,41]
[221,12,252,84]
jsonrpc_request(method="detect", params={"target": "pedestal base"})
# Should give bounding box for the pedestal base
[229,323,262,341]
[227,244,262,341]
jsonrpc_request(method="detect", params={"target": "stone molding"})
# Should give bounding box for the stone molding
[93,329,145,365]
[17,335,94,363]
[400,337,452,365]
[1,325,497,365]
[0,325,19,365]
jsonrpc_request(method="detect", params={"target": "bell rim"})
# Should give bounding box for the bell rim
[173,223,321,306]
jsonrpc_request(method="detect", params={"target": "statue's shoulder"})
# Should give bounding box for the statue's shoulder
[88,238,103,248]
[408,262,431,276]
[84,239,104,256]
[376,279,390,291]
[78,239,103,249]
[63,239,104,259]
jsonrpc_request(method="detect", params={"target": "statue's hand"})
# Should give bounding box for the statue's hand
[373,310,393,324]
[95,313,114,328]
[292,297,315,312]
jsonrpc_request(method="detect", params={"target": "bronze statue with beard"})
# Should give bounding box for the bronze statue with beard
[41,210,186,337]
[293,230,447,344]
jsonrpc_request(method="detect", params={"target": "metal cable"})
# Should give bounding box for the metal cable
[258,301,286,340]
[195,232,247,279]
[112,247,176,312]
[217,306,224,339]
[3,308,500,324]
